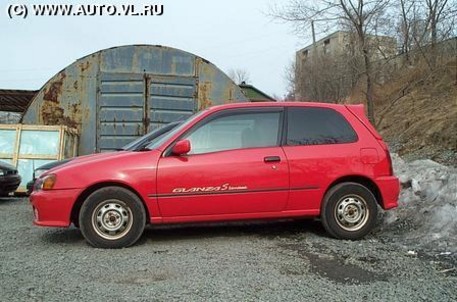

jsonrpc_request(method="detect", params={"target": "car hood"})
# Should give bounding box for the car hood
[41,149,162,190]
[65,152,119,165]
[38,152,118,176]
[41,151,124,177]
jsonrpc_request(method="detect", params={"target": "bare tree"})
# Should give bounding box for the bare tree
[227,69,251,85]
[272,0,390,123]
[294,46,361,103]
[284,60,297,100]
[398,0,416,63]
[393,0,456,68]
[397,1,427,57]
[423,0,455,66]
[340,1,390,123]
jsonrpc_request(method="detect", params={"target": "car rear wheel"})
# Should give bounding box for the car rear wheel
[79,186,146,248]
[321,182,378,240]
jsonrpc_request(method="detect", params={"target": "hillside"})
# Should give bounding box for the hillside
[351,59,457,166]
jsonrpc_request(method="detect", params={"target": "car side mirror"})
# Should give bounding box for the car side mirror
[172,140,191,155]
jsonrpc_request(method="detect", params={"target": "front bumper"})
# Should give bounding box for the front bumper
[30,189,82,227]
[26,180,35,195]
[376,176,400,210]
[0,174,21,195]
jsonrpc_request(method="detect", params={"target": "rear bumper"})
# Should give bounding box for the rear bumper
[30,189,82,227]
[376,176,400,210]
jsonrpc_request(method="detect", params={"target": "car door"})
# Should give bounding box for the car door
[156,108,289,218]
[282,106,359,212]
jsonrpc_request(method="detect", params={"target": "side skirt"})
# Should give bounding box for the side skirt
[149,209,320,225]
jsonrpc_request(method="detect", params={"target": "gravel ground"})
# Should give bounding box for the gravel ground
[1,197,456,302]
[387,139,457,168]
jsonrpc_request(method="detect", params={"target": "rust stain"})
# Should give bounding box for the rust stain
[41,101,64,125]
[67,101,83,129]
[43,72,66,103]
[198,81,213,110]
[40,98,81,129]
[229,86,233,100]
[223,85,236,104]
[79,61,91,73]
[61,116,79,129]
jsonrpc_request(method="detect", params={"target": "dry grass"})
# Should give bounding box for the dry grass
[347,57,457,161]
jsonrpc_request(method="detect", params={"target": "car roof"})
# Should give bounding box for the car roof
[207,101,350,112]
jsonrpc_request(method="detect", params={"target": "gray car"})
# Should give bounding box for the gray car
[0,161,21,196]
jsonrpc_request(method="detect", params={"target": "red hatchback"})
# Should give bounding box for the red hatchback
[30,102,399,248]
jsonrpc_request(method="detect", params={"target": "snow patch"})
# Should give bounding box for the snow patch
[381,154,457,252]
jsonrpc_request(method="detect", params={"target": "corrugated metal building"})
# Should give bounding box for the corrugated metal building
[21,45,249,155]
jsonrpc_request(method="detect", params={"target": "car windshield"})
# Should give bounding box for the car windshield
[121,122,182,151]
[145,110,207,150]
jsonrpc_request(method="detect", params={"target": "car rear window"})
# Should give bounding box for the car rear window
[286,107,357,146]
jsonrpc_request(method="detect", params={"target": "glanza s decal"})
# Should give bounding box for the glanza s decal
[172,183,248,193]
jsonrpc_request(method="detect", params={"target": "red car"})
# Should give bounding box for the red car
[30,102,399,248]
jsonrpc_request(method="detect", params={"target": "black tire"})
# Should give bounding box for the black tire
[321,182,378,240]
[79,186,146,248]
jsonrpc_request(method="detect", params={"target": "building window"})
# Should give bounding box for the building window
[323,39,330,54]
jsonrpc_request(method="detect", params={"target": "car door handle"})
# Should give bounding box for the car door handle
[264,156,281,163]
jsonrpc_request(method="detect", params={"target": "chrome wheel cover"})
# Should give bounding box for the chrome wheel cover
[334,195,369,232]
[92,199,133,240]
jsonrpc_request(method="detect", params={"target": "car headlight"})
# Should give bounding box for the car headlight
[35,174,57,191]
[0,169,4,176]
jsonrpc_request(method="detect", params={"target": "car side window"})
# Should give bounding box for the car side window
[184,111,281,155]
[287,107,357,146]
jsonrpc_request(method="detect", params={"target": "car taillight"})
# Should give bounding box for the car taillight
[377,140,394,176]
[386,149,394,176]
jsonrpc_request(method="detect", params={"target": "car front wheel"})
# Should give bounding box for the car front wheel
[79,186,146,248]
[321,182,378,240]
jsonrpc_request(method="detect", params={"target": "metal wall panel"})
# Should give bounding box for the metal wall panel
[98,74,145,152]
[148,76,196,131]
